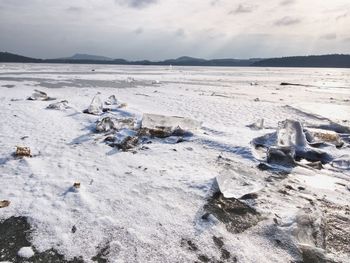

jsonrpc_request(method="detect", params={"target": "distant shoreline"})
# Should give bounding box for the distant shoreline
[1,52,350,69]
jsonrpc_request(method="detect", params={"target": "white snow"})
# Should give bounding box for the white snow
[0,64,349,262]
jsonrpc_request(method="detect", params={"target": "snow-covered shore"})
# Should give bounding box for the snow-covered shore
[0,63,349,262]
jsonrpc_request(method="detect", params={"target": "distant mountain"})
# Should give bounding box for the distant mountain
[0,52,42,63]
[252,54,350,68]
[60,53,113,61]
[111,56,261,66]
[1,51,350,68]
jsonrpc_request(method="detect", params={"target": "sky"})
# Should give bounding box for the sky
[0,0,349,60]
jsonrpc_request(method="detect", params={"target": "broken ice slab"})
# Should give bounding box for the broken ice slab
[46,100,69,110]
[216,165,265,199]
[96,117,135,132]
[331,157,350,170]
[87,93,103,115]
[277,120,307,148]
[27,89,55,101]
[247,118,264,130]
[141,113,201,131]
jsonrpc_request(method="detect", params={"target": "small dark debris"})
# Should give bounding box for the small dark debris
[197,254,210,262]
[240,193,258,200]
[2,84,15,88]
[220,248,231,260]
[212,236,224,249]
[181,238,198,252]
[285,185,294,190]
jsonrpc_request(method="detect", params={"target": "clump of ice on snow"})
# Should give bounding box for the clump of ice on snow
[142,113,201,131]
[104,95,118,105]
[85,93,103,115]
[46,100,70,110]
[27,89,55,101]
[277,120,307,149]
[17,246,35,258]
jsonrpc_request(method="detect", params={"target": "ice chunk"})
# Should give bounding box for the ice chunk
[17,247,34,258]
[84,93,103,115]
[142,113,201,131]
[247,118,264,130]
[216,165,265,199]
[331,157,350,170]
[277,120,307,148]
[27,89,55,101]
[46,100,69,110]
[96,117,135,132]
[105,95,118,105]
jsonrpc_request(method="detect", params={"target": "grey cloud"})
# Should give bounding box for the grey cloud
[134,27,143,34]
[175,28,185,37]
[210,0,220,6]
[321,33,337,40]
[336,12,348,20]
[229,4,254,14]
[280,0,296,6]
[115,0,157,9]
[66,6,83,13]
[274,16,301,26]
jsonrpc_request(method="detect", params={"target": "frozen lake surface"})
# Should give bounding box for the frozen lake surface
[0,64,349,262]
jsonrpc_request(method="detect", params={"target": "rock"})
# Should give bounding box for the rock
[73,182,81,189]
[15,146,31,157]
[267,146,296,166]
[306,128,344,148]
[0,200,10,208]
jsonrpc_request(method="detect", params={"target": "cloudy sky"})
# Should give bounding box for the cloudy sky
[0,0,349,60]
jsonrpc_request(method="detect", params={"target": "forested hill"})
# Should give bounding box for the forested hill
[252,54,350,68]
